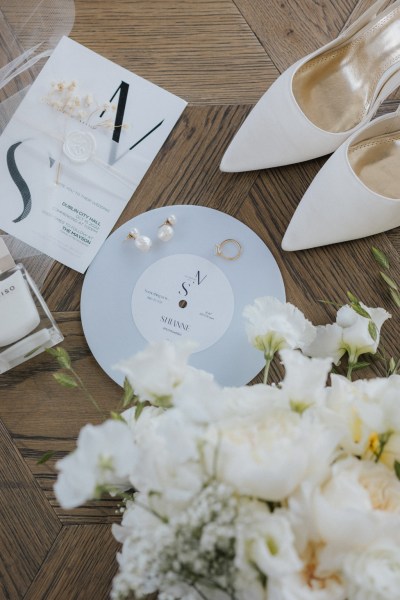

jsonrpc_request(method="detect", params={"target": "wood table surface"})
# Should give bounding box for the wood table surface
[1,0,400,598]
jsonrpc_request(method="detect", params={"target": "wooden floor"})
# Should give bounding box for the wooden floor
[2,0,400,598]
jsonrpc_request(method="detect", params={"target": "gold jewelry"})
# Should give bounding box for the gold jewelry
[215,239,242,261]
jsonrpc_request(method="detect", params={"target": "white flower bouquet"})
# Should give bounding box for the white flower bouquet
[53,250,400,600]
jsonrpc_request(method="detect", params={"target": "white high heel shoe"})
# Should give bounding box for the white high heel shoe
[220,0,400,172]
[281,105,400,251]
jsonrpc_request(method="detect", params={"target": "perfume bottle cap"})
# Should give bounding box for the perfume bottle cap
[0,238,16,273]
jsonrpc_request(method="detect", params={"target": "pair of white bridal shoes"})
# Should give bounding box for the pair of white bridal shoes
[282,105,400,249]
[220,0,400,250]
[221,0,400,171]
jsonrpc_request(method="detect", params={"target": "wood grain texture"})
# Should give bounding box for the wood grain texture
[232,0,358,72]
[0,420,61,599]
[2,0,400,598]
[24,525,119,600]
[71,0,278,105]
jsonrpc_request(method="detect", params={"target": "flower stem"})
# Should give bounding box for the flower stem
[69,365,103,413]
[347,362,356,380]
[263,354,274,385]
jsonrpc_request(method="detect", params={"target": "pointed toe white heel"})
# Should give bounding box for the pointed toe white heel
[282,106,400,251]
[220,0,400,172]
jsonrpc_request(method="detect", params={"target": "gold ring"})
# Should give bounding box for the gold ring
[215,239,242,261]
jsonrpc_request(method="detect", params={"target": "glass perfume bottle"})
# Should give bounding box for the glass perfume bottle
[0,238,63,374]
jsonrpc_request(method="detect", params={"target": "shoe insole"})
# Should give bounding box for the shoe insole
[292,7,400,133]
[348,129,400,199]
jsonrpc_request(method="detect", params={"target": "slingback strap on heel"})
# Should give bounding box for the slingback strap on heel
[220,0,400,172]
[281,109,400,251]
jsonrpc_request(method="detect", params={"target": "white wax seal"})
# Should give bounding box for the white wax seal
[63,130,96,163]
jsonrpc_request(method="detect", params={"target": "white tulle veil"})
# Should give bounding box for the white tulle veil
[0,0,75,286]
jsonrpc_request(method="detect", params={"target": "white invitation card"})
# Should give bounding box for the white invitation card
[131,254,235,352]
[0,37,187,272]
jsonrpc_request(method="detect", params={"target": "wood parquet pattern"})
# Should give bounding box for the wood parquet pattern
[1,1,400,597]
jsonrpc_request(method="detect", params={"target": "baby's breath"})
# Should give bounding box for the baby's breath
[111,482,238,600]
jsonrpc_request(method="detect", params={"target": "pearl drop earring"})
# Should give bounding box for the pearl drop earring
[157,214,176,242]
[126,228,152,252]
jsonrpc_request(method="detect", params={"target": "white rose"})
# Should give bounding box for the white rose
[55,420,136,509]
[243,296,315,357]
[213,410,337,501]
[116,340,196,405]
[342,539,400,600]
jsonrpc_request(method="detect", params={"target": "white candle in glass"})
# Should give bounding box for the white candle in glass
[0,267,41,347]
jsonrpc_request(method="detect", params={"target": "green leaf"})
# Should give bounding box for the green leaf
[110,411,127,423]
[371,246,390,270]
[351,303,371,319]
[351,361,371,372]
[368,320,378,342]
[380,271,398,290]
[46,347,58,357]
[135,402,145,420]
[389,357,396,374]
[37,450,55,465]
[347,291,359,304]
[122,377,136,407]
[47,346,71,369]
[53,372,78,388]
[56,348,72,369]
[153,394,173,409]
[389,288,400,308]
[395,460,400,481]
[317,299,343,308]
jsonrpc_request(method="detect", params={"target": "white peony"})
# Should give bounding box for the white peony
[55,420,136,509]
[213,409,338,501]
[243,296,316,357]
[312,457,400,550]
[343,539,400,600]
[116,340,196,406]
[267,568,346,600]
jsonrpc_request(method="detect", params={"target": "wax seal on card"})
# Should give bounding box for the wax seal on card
[63,130,96,163]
